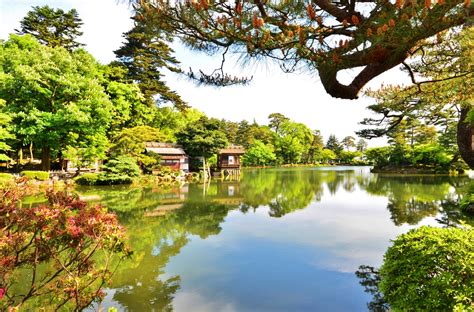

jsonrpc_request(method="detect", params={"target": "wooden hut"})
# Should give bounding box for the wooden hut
[217,145,245,177]
[145,142,189,172]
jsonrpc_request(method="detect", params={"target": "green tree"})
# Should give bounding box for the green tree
[379,226,473,311]
[274,120,312,164]
[135,0,471,99]
[325,135,343,157]
[356,139,368,152]
[114,4,186,109]
[16,5,83,50]
[176,116,228,176]
[341,136,356,151]
[0,34,113,170]
[242,140,276,166]
[0,100,14,162]
[111,125,169,170]
[268,113,289,135]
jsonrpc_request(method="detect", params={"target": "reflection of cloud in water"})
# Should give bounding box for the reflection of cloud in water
[220,189,424,272]
[174,291,236,312]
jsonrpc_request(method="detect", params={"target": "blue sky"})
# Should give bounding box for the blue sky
[0,0,410,145]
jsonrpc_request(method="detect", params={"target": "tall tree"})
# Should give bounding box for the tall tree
[341,136,356,151]
[356,139,368,153]
[135,0,472,99]
[115,4,187,110]
[176,116,228,177]
[16,5,83,50]
[268,113,289,135]
[0,35,113,170]
[326,135,343,156]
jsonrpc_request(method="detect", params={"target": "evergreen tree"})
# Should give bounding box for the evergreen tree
[135,0,472,99]
[114,5,187,110]
[17,5,83,50]
[325,135,343,156]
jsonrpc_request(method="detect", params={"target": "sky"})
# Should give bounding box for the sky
[0,0,412,146]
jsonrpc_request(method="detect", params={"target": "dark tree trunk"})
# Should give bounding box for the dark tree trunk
[457,107,474,169]
[41,146,51,171]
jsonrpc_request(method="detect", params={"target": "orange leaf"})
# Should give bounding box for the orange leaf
[351,15,360,25]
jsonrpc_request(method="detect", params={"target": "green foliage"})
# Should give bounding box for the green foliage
[339,150,362,164]
[274,120,312,164]
[325,135,343,157]
[114,5,186,109]
[111,125,168,170]
[242,140,276,166]
[0,34,113,170]
[364,147,391,167]
[176,116,228,159]
[20,170,49,181]
[411,144,451,167]
[74,173,100,186]
[17,5,83,50]
[460,181,474,216]
[103,156,141,178]
[379,226,474,311]
[0,173,14,185]
[314,148,337,164]
[0,100,14,161]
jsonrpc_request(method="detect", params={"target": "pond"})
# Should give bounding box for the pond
[77,166,470,311]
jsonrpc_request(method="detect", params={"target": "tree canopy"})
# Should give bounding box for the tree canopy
[0,34,113,170]
[134,0,473,99]
[16,5,83,50]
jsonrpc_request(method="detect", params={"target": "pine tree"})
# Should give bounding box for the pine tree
[17,5,83,50]
[115,5,187,110]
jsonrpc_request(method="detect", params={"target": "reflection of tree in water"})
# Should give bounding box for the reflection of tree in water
[355,265,389,312]
[79,168,472,310]
[361,175,470,226]
[93,185,238,311]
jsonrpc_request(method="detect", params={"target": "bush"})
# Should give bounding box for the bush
[74,173,100,186]
[102,156,140,177]
[0,173,14,186]
[74,173,133,186]
[20,170,49,181]
[0,183,129,310]
[379,226,474,311]
[411,144,451,167]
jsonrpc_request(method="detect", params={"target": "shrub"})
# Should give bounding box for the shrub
[102,156,140,177]
[20,170,50,181]
[0,173,14,184]
[74,173,100,186]
[74,173,133,186]
[0,183,129,310]
[379,226,474,311]
[411,144,451,167]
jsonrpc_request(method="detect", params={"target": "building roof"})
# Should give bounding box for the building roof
[219,145,245,154]
[145,142,187,155]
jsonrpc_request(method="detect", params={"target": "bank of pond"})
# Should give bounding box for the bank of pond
[2,166,473,311]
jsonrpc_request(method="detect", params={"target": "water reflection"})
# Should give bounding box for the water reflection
[79,167,471,311]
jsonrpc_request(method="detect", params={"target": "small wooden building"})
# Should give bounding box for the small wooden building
[217,145,245,172]
[145,142,189,172]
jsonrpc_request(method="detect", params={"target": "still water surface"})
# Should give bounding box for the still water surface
[79,166,469,311]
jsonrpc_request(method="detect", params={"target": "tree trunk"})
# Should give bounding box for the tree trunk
[41,146,51,171]
[457,107,474,169]
[29,142,34,163]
